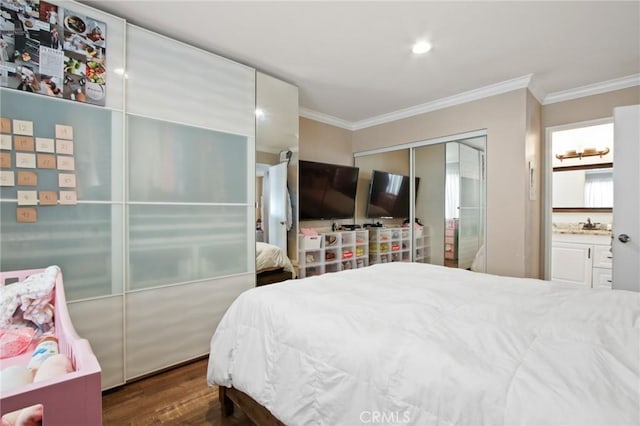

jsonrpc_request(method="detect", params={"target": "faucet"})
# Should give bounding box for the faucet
[582,218,597,230]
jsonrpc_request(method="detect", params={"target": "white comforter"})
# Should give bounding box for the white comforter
[207,263,640,425]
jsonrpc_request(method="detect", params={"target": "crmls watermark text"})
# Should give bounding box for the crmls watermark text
[359,410,411,424]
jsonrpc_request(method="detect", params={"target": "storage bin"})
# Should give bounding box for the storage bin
[301,235,321,250]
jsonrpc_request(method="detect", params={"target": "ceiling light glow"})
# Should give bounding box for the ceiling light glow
[114,68,129,78]
[255,108,264,118]
[412,41,432,54]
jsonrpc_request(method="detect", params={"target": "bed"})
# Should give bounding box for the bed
[0,267,102,426]
[207,262,639,425]
[256,242,296,286]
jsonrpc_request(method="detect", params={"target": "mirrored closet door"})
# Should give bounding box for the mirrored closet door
[355,133,486,272]
[255,72,299,263]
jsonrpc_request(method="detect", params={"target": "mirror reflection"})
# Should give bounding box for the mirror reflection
[354,136,486,272]
[415,138,485,271]
[255,72,299,273]
[552,167,613,209]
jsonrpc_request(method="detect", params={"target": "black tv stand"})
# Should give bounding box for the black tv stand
[363,222,384,228]
[341,224,362,231]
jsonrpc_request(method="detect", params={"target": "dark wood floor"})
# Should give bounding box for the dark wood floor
[102,358,253,426]
[444,258,458,268]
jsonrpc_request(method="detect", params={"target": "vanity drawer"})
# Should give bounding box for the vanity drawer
[593,267,612,289]
[593,245,613,269]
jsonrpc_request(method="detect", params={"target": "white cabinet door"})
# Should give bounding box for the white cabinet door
[593,267,613,289]
[551,242,593,286]
[593,244,613,269]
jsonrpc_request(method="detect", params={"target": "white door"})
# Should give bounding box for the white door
[266,162,288,252]
[612,105,640,291]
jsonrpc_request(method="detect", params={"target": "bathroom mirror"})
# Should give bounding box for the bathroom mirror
[255,71,299,262]
[552,164,613,211]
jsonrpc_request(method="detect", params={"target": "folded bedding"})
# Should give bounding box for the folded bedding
[256,242,296,277]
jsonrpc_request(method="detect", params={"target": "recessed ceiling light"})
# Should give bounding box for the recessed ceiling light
[412,41,432,54]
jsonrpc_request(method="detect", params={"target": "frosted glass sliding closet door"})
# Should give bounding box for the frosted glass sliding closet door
[0,2,127,389]
[0,5,256,389]
[124,25,255,379]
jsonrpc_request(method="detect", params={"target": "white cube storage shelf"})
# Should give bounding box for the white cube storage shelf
[369,227,431,265]
[298,230,369,278]
[298,227,431,278]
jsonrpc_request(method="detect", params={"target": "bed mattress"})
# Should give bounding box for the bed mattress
[208,262,639,425]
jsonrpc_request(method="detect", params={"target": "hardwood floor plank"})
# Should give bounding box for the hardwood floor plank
[102,358,252,426]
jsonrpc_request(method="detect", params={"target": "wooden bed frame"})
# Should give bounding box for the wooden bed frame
[256,268,293,286]
[219,386,284,425]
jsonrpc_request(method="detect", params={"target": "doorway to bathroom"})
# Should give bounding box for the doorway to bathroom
[544,118,614,287]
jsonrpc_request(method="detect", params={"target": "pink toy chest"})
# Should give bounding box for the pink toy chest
[0,268,102,425]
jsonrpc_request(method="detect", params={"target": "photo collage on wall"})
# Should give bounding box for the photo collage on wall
[0,0,107,105]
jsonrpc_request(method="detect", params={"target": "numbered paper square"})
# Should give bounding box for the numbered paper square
[0,171,15,186]
[16,207,37,223]
[13,120,34,136]
[59,190,78,205]
[17,190,38,206]
[0,134,11,150]
[55,139,74,155]
[58,173,76,188]
[55,125,73,140]
[17,171,38,186]
[57,155,75,171]
[15,153,36,169]
[36,138,55,153]
[37,154,57,169]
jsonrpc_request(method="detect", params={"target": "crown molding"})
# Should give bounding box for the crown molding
[298,107,354,130]
[298,73,640,132]
[526,76,546,104]
[350,74,533,130]
[542,74,640,105]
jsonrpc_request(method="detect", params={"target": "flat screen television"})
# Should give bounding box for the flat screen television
[299,160,359,220]
[366,170,419,219]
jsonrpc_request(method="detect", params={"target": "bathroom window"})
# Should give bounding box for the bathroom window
[584,169,613,208]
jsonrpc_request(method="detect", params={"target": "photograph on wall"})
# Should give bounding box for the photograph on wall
[0,0,106,105]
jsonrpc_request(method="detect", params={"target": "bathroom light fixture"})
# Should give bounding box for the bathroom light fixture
[255,108,264,118]
[555,147,610,161]
[412,41,432,54]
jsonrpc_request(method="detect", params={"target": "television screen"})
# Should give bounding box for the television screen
[366,170,419,219]
[299,160,359,220]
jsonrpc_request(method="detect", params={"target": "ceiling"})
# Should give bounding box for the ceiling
[84,1,640,129]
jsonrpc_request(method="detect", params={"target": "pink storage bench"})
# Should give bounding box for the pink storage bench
[0,268,102,425]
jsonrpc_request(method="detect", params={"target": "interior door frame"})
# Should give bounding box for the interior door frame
[543,117,613,280]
